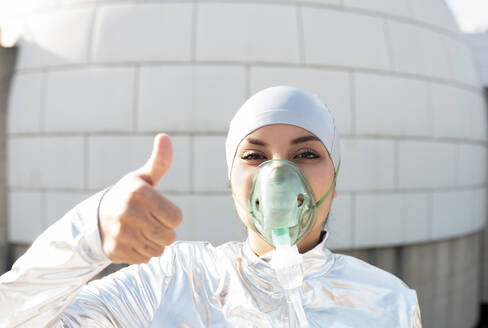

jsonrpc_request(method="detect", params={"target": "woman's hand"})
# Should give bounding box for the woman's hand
[98,133,183,264]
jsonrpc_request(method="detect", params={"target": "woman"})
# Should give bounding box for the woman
[0,86,421,327]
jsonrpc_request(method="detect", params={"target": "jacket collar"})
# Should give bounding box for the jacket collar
[236,230,334,311]
[243,230,332,274]
[240,230,334,281]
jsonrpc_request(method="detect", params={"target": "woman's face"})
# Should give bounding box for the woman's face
[230,124,337,255]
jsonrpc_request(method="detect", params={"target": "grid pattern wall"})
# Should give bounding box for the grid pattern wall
[5,0,488,249]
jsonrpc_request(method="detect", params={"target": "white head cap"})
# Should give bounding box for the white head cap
[225,86,341,180]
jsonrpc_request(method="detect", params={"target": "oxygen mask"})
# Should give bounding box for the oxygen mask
[234,158,340,248]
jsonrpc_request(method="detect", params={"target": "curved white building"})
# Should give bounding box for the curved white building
[2,1,487,327]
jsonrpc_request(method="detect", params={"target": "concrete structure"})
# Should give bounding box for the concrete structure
[465,32,488,325]
[0,44,16,274]
[2,1,487,327]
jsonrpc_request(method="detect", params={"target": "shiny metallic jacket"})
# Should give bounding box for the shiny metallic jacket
[0,189,422,327]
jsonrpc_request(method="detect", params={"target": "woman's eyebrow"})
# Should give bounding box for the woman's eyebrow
[244,135,320,147]
[290,135,320,144]
[245,138,267,146]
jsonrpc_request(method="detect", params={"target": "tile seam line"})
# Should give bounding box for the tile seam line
[132,65,140,132]
[7,133,488,146]
[13,63,483,94]
[27,0,461,41]
[39,70,47,133]
[190,1,197,63]
[296,4,306,65]
[86,5,99,64]
[84,134,89,190]
[7,184,488,194]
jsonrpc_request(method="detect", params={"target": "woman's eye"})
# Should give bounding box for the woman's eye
[294,151,319,159]
[241,152,266,161]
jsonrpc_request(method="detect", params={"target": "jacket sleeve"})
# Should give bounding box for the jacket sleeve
[412,303,422,328]
[59,247,176,328]
[0,187,113,328]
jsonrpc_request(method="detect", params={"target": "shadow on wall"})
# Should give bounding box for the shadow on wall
[475,87,488,328]
[0,44,17,274]
[13,34,80,69]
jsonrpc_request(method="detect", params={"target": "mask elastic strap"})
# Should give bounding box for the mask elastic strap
[315,157,341,208]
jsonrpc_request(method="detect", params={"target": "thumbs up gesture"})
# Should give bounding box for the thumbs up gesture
[98,133,183,264]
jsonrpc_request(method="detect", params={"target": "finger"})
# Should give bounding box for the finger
[135,133,173,187]
[130,247,152,264]
[138,230,167,256]
[138,187,183,229]
[141,219,177,246]
[109,244,150,264]
[118,227,166,258]
[134,242,164,259]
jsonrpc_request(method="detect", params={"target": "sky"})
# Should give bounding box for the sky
[445,0,488,33]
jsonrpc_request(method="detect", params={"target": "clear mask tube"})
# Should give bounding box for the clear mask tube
[270,229,310,328]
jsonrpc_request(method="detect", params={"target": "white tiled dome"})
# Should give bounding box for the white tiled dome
[6,0,487,249]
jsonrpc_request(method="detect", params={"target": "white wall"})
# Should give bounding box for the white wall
[5,0,487,249]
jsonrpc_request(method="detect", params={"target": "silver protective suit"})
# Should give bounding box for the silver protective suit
[0,188,422,328]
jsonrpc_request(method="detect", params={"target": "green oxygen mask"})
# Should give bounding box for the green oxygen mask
[233,158,341,248]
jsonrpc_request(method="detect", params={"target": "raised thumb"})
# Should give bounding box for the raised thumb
[136,133,173,186]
